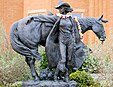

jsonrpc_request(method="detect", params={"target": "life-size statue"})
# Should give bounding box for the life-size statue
[10,0,108,83]
[48,1,81,82]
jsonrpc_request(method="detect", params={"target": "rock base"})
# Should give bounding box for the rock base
[22,80,78,87]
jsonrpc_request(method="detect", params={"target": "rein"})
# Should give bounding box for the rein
[98,41,104,49]
[91,41,104,53]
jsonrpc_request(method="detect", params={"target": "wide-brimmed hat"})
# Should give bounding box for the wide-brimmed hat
[55,0,70,9]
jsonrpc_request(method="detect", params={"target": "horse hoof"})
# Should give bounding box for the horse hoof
[34,77,40,82]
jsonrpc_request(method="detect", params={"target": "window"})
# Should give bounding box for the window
[71,9,85,18]
[27,9,47,16]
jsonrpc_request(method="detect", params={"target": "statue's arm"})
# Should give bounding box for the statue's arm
[32,15,58,23]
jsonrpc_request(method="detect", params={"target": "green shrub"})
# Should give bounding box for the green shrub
[0,21,34,86]
[39,50,100,73]
[0,84,22,87]
[70,70,101,87]
[11,84,22,87]
[40,50,48,70]
[40,51,101,87]
[0,50,32,85]
[0,46,40,86]
[79,54,100,73]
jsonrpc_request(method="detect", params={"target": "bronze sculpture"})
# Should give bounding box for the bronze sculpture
[10,0,108,84]
[53,1,78,82]
[45,1,108,82]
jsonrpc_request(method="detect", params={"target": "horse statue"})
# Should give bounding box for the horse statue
[10,14,108,81]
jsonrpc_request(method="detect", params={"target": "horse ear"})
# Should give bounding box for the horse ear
[98,15,103,21]
[102,20,108,23]
[26,17,34,25]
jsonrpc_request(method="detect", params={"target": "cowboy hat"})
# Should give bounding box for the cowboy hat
[55,0,70,9]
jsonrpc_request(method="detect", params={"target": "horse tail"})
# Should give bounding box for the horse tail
[10,22,32,58]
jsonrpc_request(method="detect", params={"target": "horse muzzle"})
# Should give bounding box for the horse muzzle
[99,36,106,41]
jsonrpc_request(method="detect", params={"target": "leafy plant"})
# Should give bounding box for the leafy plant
[0,84,22,87]
[79,54,100,73]
[40,50,48,70]
[40,50,100,73]
[0,21,33,86]
[70,70,101,87]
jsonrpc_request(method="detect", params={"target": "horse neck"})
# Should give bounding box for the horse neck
[78,17,95,34]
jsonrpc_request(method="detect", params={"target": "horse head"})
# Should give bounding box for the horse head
[91,15,108,42]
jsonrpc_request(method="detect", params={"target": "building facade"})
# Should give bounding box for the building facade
[0,0,112,44]
[0,0,23,33]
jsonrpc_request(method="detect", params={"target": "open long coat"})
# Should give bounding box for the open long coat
[45,16,89,70]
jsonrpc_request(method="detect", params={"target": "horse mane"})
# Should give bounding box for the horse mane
[78,17,99,29]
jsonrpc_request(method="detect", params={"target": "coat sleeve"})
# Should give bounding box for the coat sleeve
[32,15,58,23]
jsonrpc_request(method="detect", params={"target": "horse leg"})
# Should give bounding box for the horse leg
[25,57,39,81]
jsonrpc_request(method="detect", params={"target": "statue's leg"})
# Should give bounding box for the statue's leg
[54,61,65,81]
[54,67,59,81]
[54,61,69,81]
[55,62,70,82]
[67,41,74,61]
[63,67,70,82]
[25,57,39,81]
[59,41,66,63]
